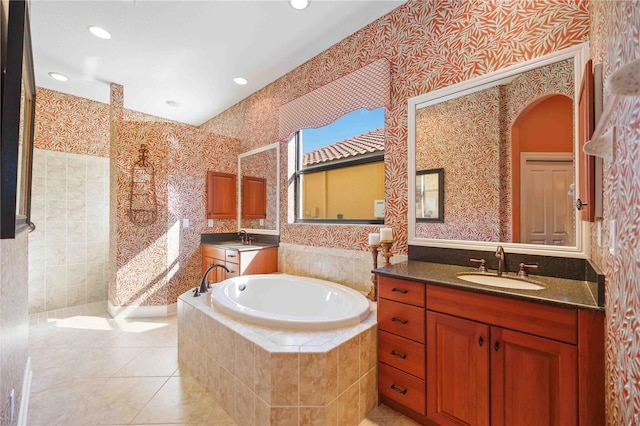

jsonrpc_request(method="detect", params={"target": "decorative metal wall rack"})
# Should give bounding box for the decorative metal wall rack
[129,144,157,227]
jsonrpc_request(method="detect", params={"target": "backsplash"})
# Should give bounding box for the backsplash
[278,243,407,294]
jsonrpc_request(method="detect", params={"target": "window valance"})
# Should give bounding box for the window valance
[278,58,390,140]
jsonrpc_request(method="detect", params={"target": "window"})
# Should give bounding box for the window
[292,107,385,224]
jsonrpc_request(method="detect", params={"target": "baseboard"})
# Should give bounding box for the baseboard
[108,301,177,318]
[17,357,32,426]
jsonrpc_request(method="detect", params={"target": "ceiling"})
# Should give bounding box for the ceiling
[30,0,405,126]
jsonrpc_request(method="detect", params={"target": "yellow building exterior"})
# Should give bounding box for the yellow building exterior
[301,161,384,220]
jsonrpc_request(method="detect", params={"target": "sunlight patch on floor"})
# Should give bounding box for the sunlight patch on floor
[51,316,115,331]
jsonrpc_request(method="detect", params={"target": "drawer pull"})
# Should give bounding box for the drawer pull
[391,288,408,294]
[390,384,407,395]
[390,350,407,359]
[391,317,408,325]
[227,254,237,258]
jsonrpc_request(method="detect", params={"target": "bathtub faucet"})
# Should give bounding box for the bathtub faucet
[195,263,231,296]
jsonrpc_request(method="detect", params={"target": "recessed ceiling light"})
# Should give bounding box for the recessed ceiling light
[290,0,309,10]
[165,100,180,107]
[233,77,248,85]
[48,72,69,82]
[88,25,112,40]
[289,0,309,10]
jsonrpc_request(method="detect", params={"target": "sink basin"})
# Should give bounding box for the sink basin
[456,273,545,291]
[219,243,264,250]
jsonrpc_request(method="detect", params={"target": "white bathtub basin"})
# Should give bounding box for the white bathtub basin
[456,273,545,291]
[210,274,370,330]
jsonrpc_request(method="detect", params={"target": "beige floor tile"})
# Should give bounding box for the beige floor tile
[131,375,232,425]
[87,377,169,425]
[112,346,178,377]
[28,306,414,426]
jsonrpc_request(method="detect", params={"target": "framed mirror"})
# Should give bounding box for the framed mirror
[408,43,590,257]
[237,143,280,235]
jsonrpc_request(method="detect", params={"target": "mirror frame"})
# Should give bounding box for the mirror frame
[408,42,590,258]
[237,142,280,235]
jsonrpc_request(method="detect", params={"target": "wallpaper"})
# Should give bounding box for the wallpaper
[34,88,110,157]
[110,91,240,307]
[34,85,240,308]
[200,0,589,255]
[414,58,574,242]
[589,2,640,425]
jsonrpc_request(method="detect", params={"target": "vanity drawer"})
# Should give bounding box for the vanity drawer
[379,363,426,415]
[225,250,240,264]
[202,245,226,260]
[379,330,425,379]
[378,298,425,343]
[378,276,425,307]
[427,285,578,344]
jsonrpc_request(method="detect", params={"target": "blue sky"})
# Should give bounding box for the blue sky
[300,107,384,153]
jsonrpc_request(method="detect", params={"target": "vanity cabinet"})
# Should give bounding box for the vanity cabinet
[207,171,236,219]
[201,245,278,285]
[376,274,604,426]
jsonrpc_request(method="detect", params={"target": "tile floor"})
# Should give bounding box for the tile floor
[28,302,418,425]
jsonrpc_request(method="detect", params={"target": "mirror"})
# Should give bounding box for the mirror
[238,143,280,235]
[408,43,590,257]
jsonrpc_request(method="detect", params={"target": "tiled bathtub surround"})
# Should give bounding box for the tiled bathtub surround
[178,292,378,426]
[28,149,110,313]
[278,243,408,294]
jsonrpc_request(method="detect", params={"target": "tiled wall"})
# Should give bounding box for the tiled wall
[278,243,407,294]
[589,2,640,424]
[28,149,110,313]
[0,229,29,425]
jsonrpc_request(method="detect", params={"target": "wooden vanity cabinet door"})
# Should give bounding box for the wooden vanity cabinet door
[207,171,236,219]
[491,327,577,426]
[427,311,490,426]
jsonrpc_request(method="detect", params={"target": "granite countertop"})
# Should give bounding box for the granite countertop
[374,261,603,312]
[202,241,278,252]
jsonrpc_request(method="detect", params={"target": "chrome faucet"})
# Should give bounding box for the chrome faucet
[495,246,506,276]
[238,229,247,244]
[194,263,230,296]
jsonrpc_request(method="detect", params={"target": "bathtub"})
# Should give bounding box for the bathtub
[210,273,370,330]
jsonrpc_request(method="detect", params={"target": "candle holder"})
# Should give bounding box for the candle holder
[379,240,393,266]
[367,244,380,301]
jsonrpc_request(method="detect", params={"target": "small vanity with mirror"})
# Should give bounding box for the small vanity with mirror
[376,43,605,426]
[201,142,280,283]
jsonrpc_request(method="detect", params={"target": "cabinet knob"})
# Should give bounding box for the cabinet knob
[478,336,484,347]
[390,384,407,395]
[494,341,500,352]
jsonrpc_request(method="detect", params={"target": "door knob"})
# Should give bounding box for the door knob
[575,198,588,210]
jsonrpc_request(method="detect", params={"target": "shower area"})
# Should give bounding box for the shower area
[27,149,110,313]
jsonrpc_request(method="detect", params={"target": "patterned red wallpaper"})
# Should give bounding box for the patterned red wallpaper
[35,88,110,157]
[200,0,589,255]
[589,2,640,425]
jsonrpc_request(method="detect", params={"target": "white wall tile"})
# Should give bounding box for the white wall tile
[28,150,110,313]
